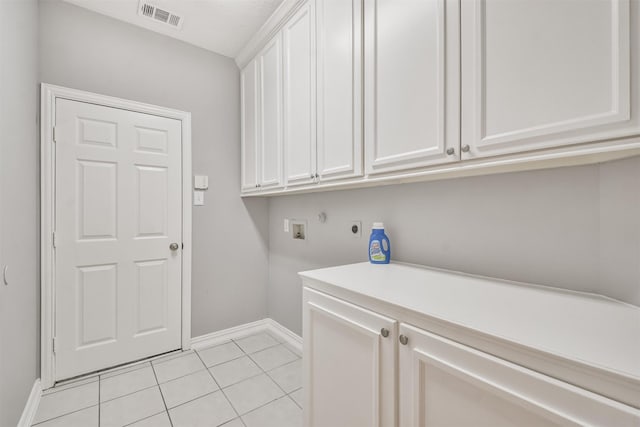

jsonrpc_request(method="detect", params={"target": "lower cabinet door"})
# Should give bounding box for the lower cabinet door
[398,323,640,427]
[303,288,396,427]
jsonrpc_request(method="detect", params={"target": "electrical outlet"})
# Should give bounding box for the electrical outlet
[350,221,362,238]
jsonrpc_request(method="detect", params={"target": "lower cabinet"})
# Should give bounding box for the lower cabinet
[303,288,396,427]
[303,287,640,427]
[398,324,637,427]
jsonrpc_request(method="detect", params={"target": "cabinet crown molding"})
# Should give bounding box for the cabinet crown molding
[235,0,308,69]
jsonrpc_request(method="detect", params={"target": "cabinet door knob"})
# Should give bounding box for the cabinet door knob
[380,328,389,338]
[461,144,471,153]
[169,243,179,251]
[310,174,314,179]
[399,334,409,345]
[446,148,455,156]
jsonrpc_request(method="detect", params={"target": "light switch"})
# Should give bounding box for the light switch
[193,190,204,206]
[194,175,209,190]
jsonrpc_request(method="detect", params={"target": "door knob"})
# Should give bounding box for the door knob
[446,148,455,155]
[169,243,180,251]
[461,144,471,153]
[380,328,390,338]
[399,335,409,345]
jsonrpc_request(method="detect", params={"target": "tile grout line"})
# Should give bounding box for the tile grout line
[31,404,98,426]
[48,349,192,396]
[98,362,262,408]
[150,361,173,427]
[46,360,150,397]
[194,350,247,427]
[231,340,283,356]
[240,394,300,419]
[122,410,167,427]
[235,341,298,419]
[42,377,100,396]
[200,352,248,370]
[238,337,304,413]
[287,387,303,410]
[243,343,300,392]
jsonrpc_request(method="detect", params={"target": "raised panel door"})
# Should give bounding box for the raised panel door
[258,34,284,189]
[316,0,363,181]
[461,0,639,159]
[283,2,317,186]
[303,288,396,427]
[54,99,182,380]
[398,323,639,426]
[241,59,260,192]
[364,0,460,174]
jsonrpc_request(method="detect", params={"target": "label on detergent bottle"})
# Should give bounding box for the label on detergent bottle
[370,240,386,262]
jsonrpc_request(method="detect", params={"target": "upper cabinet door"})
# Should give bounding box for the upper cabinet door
[462,0,639,160]
[258,34,283,189]
[241,59,259,192]
[364,0,460,175]
[283,2,317,186]
[316,0,363,181]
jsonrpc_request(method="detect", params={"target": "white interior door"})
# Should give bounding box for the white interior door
[54,98,183,381]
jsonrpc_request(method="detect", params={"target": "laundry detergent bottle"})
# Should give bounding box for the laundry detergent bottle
[369,222,391,264]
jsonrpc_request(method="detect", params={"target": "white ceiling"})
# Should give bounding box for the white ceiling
[63,0,284,58]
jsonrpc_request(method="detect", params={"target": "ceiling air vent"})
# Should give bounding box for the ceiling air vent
[137,1,184,30]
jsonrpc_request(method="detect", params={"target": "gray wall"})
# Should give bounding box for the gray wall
[0,0,39,424]
[269,158,640,335]
[39,0,269,337]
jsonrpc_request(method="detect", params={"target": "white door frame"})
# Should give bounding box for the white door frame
[40,84,193,389]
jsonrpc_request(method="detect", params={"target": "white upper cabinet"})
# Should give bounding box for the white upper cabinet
[238,0,640,195]
[461,0,640,159]
[241,36,284,192]
[240,59,259,192]
[283,2,317,186]
[316,0,363,181]
[364,0,460,175]
[258,34,283,189]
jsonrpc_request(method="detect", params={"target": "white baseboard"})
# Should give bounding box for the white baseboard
[18,379,41,427]
[191,318,302,354]
[265,318,303,354]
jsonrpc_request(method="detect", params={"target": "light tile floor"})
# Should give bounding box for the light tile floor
[33,332,302,427]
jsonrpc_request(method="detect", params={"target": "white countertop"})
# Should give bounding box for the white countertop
[299,262,640,382]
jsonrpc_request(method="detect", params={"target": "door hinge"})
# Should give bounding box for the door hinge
[52,232,56,248]
[52,337,57,354]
